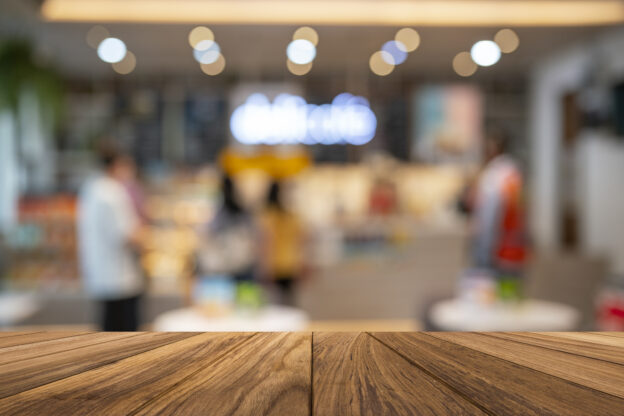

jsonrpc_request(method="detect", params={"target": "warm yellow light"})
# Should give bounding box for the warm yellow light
[293,26,319,46]
[112,50,136,74]
[86,25,109,48]
[287,59,312,75]
[189,26,214,49]
[42,0,624,26]
[200,53,226,75]
[495,28,520,53]
[395,28,420,52]
[369,51,394,76]
[453,51,477,77]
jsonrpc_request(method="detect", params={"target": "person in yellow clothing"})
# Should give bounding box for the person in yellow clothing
[259,181,306,306]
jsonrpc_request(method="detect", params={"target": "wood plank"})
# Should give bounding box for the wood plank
[0,331,90,348]
[430,332,624,398]
[0,332,139,366]
[0,331,196,399]
[0,331,39,339]
[313,332,488,415]
[0,332,253,416]
[485,332,624,365]
[372,332,624,415]
[590,332,624,339]
[542,332,624,347]
[134,332,311,416]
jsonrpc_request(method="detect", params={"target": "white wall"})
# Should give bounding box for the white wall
[529,27,624,255]
[577,137,624,275]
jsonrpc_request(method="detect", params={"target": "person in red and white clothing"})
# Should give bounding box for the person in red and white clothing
[472,129,528,274]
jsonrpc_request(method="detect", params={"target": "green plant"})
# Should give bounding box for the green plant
[0,39,64,126]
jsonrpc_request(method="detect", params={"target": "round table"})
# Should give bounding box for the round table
[152,305,309,332]
[0,292,40,328]
[429,298,580,331]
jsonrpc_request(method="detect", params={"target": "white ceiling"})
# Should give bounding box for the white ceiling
[0,0,617,81]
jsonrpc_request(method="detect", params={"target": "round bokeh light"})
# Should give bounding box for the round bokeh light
[395,28,420,52]
[369,51,394,76]
[494,29,519,53]
[97,37,127,63]
[193,41,221,64]
[286,39,316,65]
[293,26,319,46]
[470,40,501,67]
[381,40,407,65]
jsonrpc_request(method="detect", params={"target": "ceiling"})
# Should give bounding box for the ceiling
[0,0,618,81]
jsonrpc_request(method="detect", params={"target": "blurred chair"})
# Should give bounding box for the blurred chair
[526,252,607,330]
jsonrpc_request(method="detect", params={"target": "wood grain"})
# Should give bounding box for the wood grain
[313,332,488,415]
[430,332,624,398]
[0,332,137,366]
[134,332,311,416]
[591,332,624,339]
[0,331,623,415]
[0,331,195,399]
[372,332,624,415]
[0,331,38,339]
[543,332,624,346]
[0,331,90,348]
[485,332,624,365]
[0,332,252,416]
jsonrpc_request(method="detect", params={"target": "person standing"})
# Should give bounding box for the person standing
[259,181,306,306]
[472,129,527,274]
[78,147,145,331]
[196,175,257,284]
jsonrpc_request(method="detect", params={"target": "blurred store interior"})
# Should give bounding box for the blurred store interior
[1,0,624,332]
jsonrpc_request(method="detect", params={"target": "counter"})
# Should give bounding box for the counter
[0,331,623,414]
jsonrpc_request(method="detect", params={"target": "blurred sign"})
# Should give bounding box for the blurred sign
[230,92,377,145]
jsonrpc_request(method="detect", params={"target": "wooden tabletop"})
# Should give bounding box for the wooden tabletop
[0,331,623,415]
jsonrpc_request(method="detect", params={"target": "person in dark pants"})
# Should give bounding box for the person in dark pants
[78,146,145,331]
[102,295,140,331]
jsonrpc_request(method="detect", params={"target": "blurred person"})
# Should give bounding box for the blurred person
[259,181,306,306]
[78,146,145,331]
[196,175,257,284]
[471,128,527,274]
[369,177,398,216]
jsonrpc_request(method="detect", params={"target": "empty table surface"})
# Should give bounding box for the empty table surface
[0,331,623,415]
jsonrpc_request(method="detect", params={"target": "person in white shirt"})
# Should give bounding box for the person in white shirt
[78,148,145,331]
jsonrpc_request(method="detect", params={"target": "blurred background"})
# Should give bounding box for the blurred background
[1,0,623,332]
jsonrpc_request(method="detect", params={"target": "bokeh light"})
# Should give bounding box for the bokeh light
[470,40,501,67]
[194,42,221,64]
[112,51,136,74]
[287,39,316,65]
[381,40,408,65]
[200,53,226,75]
[395,28,420,52]
[194,39,216,51]
[369,51,394,76]
[293,26,319,46]
[97,37,127,63]
[495,28,520,53]
[287,59,313,76]
[452,51,477,77]
[86,25,109,49]
[188,26,214,49]
[230,93,376,145]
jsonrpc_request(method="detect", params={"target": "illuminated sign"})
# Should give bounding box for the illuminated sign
[230,92,377,145]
